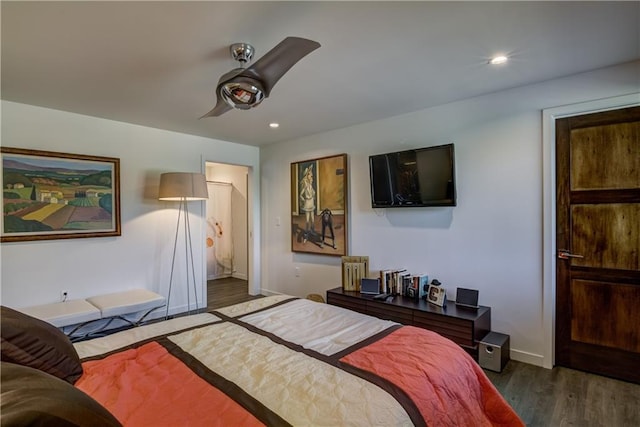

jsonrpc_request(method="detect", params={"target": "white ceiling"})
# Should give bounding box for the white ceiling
[2,1,639,146]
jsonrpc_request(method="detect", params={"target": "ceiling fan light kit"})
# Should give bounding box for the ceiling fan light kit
[201,37,321,118]
[220,78,265,110]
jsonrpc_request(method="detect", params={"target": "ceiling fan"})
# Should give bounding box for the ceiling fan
[201,36,321,118]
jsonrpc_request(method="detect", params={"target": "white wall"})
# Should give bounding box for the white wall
[1,101,260,315]
[205,162,249,280]
[2,61,637,365]
[260,60,640,367]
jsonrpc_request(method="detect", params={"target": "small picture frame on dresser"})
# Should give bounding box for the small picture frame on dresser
[427,285,447,307]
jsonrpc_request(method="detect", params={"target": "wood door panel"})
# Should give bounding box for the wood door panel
[570,122,639,191]
[556,105,640,383]
[571,279,640,353]
[571,204,640,270]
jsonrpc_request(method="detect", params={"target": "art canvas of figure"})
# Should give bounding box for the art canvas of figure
[290,154,347,256]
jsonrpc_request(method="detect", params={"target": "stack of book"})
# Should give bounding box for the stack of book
[379,269,429,300]
[341,256,369,291]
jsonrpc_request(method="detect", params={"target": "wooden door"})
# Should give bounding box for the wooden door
[555,105,640,384]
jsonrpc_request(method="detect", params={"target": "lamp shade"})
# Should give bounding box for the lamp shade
[158,172,208,201]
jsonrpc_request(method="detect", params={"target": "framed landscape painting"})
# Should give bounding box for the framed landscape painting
[1,147,121,242]
[291,153,347,256]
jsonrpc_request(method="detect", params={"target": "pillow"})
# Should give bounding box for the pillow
[1,305,83,384]
[1,362,122,427]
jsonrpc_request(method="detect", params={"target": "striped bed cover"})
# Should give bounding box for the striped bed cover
[74,296,524,427]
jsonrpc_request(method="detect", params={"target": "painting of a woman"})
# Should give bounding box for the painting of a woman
[299,165,315,232]
[291,154,347,256]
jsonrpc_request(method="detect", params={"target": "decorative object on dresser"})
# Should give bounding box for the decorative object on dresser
[1,147,121,242]
[427,283,447,307]
[158,172,209,316]
[455,287,480,309]
[360,278,380,295]
[326,287,491,359]
[341,255,369,291]
[291,154,348,256]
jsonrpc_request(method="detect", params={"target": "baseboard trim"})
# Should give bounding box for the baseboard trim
[232,272,248,280]
[208,274,232,280]
[510,349,545,368]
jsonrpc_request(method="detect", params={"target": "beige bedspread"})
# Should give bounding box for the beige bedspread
[75,296,524,427]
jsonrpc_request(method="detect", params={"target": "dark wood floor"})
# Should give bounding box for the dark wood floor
[485,360,639,426]
[207,277,263,310]
[207,280,640,426]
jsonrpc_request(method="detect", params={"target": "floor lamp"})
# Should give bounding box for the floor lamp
[158,172,209,318]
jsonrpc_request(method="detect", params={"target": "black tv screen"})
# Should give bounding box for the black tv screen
[369,143,456,208]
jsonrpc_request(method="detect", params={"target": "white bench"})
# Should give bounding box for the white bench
[21,299,101,328]
[21,289,166,339]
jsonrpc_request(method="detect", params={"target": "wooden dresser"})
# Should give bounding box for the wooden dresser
[326,287,491,359]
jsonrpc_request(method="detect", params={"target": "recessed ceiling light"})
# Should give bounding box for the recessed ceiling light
[489,55,508,65]
[269,122,279,129]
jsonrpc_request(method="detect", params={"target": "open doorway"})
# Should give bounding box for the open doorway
[205,162,250,308]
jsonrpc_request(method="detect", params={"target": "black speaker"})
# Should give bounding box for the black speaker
[479,332,510,372]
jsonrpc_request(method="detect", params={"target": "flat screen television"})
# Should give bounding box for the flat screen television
[369,143,456,208]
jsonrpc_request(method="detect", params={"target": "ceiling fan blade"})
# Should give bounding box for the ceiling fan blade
[200,96,232,118]
[240,37,320,97]
[200,69,243,118]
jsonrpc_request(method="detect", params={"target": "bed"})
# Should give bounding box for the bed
[1,295,524,426]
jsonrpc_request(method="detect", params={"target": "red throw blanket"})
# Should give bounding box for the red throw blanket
[340,326,524,427]
[77,341,264,426]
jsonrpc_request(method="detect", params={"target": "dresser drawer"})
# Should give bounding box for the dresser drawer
[413,312,474,346]
[366,301,413,324]
[327,293,367,315]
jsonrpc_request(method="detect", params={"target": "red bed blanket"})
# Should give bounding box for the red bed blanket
[77,341,264,426]
[75,297,523,427]
[340,326,522,427]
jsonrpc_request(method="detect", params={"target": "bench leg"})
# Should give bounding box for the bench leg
[133,305,165,326]
[66,305,165,342]
[66,317,117,342]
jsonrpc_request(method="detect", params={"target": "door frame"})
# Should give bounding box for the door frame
[200,159,261,302]
[541,93,639,369]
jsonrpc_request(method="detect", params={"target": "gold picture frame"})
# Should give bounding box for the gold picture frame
[1,147,121,242]
[291,153,347,256]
